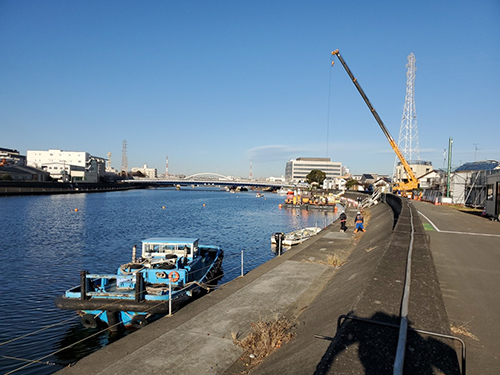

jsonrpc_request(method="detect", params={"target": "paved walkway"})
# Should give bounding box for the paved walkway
[413,200,500,374]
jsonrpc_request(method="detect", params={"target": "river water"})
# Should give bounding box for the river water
[0,188,340,374]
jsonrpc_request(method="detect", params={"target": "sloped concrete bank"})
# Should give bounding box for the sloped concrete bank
[252,195,461,375]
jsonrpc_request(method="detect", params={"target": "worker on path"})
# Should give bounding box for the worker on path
[339,211,347,232]
[354,211,366,233]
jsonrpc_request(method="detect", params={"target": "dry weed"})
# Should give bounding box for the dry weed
[450,322,479,341]
[233,317,295,366]
[365,246,377,253]
[326,253,346,267]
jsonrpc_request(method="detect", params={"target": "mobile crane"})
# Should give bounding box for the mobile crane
[331,49,419,197]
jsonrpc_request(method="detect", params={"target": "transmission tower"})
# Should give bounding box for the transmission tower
[394,53,420,178]
[121,140,128,174]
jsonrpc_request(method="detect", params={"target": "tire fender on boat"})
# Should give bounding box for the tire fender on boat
[131,314,148,329]
[168,271,180,282]
[80,314,99,329]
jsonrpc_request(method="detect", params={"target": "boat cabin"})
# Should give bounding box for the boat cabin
[141,238,199,261]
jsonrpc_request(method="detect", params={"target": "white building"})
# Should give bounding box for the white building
[0,147,26,166]
[323,177,346,190]
[267,176,285,183]
[131,164,158,179]
[27,149,105,182]
[285,157,342,182]
[394,161,433,186]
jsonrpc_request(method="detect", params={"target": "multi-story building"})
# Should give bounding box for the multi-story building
[0,147,26,165]
[394,161,433,186]
[131,164,157,179]
[285,157,342,182]
[27,149,105,182]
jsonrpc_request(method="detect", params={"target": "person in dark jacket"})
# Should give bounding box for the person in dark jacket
[354,211,366,233]
[339,212,347,232]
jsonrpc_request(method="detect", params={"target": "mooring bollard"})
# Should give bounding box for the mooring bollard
[80,270,88,301]
[135,272,143,302]
[274,233,284,256]
[132,244,137,262]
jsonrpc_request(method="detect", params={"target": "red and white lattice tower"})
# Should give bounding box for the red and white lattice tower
[165,156,169,176]
[249,161,253,180]
[393,53,420,179]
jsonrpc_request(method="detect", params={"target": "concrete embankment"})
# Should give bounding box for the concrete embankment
[57,195,460,375]
[0,181,142,196]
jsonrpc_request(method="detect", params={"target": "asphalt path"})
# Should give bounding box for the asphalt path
[412,200,500,374]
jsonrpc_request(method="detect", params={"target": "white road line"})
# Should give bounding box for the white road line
[418,212,441,232]
[418,211,500,238]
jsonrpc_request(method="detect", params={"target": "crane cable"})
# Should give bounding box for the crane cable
[326,55,335,158]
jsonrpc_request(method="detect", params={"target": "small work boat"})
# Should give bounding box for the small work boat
[55,238,224,330]
[271,226,322,246]
[256,192,264,198]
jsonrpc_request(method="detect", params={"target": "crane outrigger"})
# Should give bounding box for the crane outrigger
[331,49,419,197]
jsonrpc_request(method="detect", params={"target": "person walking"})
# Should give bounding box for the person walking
[339,211,347,232]
[354,211,366,233]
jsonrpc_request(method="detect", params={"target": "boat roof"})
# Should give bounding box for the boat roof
[142,238,199,245]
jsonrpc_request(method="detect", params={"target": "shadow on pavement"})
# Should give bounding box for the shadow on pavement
[314,311,461,375]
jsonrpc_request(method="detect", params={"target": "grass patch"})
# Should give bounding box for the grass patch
[233,317,296,367]
[448,204,483,214]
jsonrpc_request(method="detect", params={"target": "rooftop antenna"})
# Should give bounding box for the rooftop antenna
[473,143,479,161]
[121,140,128,174]
[393,53,420,179]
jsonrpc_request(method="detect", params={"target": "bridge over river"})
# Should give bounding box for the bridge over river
[125,172,291,189]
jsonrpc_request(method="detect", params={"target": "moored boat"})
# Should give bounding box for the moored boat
[271,226,322,246]
[55,237,223,330]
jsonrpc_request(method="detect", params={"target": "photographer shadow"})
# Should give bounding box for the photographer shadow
[314,311,462,375]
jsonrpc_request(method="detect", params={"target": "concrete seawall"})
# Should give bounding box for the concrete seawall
[248,195,461,374]
[57,195,460,374]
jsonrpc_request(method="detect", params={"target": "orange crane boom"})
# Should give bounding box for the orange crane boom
[331,49,419,194]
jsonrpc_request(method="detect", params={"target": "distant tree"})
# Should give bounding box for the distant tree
[132,170,145,177]
[345,179,358,190]
[306,169,326,185]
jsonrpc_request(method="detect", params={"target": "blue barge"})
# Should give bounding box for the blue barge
[55,237,224,330]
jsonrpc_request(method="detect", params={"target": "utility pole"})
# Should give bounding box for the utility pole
[446,137,453,198]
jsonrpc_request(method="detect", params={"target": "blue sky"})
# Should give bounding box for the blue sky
[1,0,499,178]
